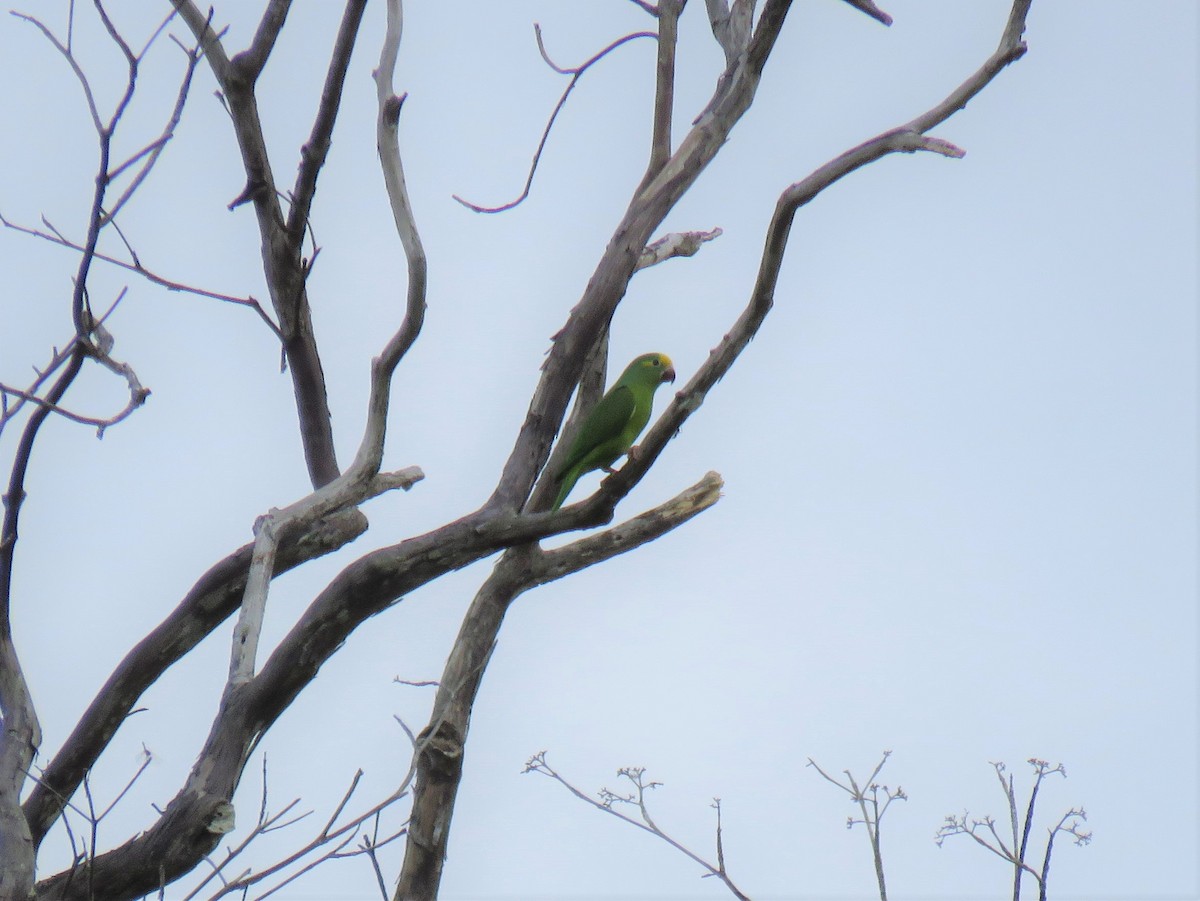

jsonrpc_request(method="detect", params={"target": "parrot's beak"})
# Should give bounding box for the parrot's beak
[662,366,676,384]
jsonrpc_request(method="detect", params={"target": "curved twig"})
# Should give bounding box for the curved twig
[453,27,657,213]
[102,18,204,225]
[356,0,428,474]
[0,374,147,438]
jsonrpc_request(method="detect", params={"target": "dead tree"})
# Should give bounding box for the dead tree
[0,1,1032,899]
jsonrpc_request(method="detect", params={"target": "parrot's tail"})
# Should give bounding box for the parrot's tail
[551,467,577,511]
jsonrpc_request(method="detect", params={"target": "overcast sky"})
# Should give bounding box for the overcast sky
[1,2,1196,899]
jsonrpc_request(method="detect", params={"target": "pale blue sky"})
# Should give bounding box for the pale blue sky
[1,2,1196,899]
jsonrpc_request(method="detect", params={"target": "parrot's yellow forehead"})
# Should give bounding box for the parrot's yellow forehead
[637,352,672,368]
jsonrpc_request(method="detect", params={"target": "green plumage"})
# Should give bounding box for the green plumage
[551,352,677,510]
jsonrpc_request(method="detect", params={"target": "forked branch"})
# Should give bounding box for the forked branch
[525,754,751,901]
[808,752,907,900]
[936,759,1091,901]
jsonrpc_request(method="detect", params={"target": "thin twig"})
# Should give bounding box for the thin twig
[453,26,656,213]
[936,758,1091,901]
[526,754,751,901]
[808,753,904,901]
[11,10,104,132]
[102,18,204,224]
[0,213,282,338]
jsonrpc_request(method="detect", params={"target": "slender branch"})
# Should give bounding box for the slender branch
[173,0,342,488]
[10,11,105,133]
[169,0,232,80]
[0,339,76,437]
[0,213,283,338]
[0,285,148,440]
[645,0,682,179]
[525,755,751,901]
[356,0,428,476]
[453,27,657,213]
[0,375,146,437]
[808,753,905,901]
[192,762,411,901]
[134,5,179,59]
[237,0,292,82]
[936,758,1091,901]
[1039,808,1091,901]
[286,0,368,243]
[102,21,203,224]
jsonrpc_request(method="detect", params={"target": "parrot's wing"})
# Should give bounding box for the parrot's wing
[558,384,636,475]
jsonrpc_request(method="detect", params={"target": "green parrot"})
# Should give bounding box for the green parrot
[551,352,677,510]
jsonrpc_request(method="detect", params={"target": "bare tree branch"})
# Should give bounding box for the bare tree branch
[10,11,105,133]
[238,0,292,83]
[169,0,231,79]
[0,213,283,337]
[360,0,428,473]
[525,755,752,901]
[286,1,368,243]
[0,356,149,437]
[102,16,202,224]
[645,0,682,179]
[809,752,907,900]
[936,759,1091,901]
[173,0,342,488]
[453,26,657,213]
